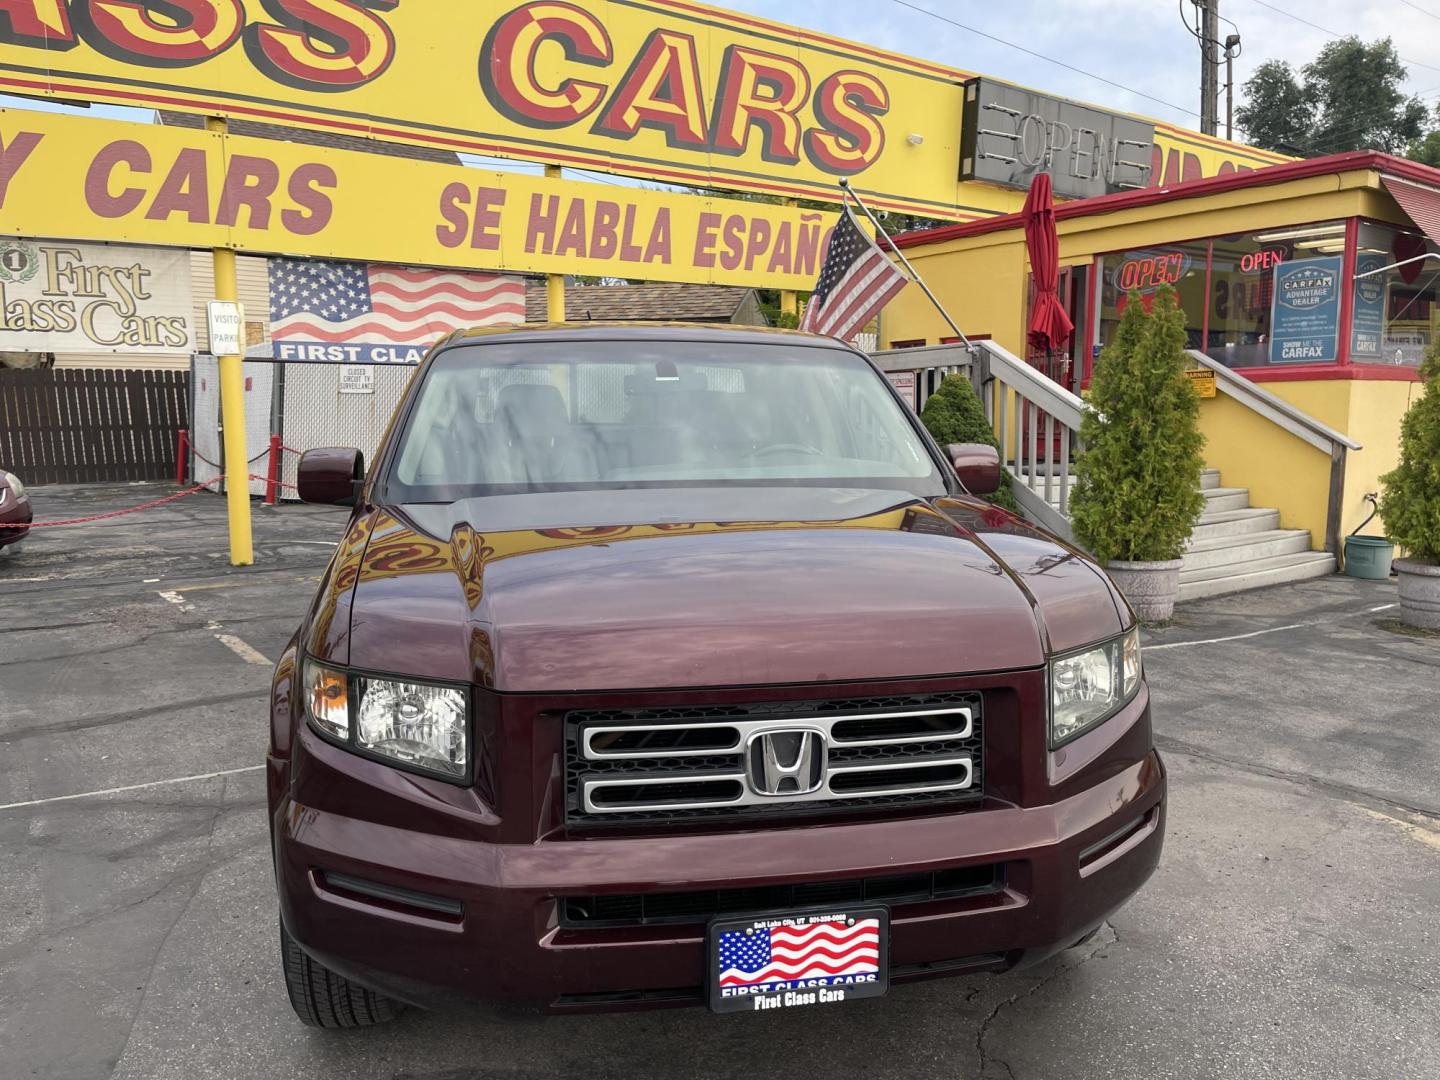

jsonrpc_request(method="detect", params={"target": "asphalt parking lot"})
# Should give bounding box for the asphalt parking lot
[2,483,1438,1080]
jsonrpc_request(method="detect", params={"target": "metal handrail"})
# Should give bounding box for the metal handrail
[1185,350,1360,556]
[1185,351,1361,455]
[976,340,1088,430]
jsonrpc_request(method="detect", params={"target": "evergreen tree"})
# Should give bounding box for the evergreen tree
[920,374,1019,512]
[1070,288,1206,563]
[1378,342,1440,563]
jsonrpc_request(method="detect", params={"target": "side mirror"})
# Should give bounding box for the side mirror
[297,447,365,506]
[947,443,1001,496]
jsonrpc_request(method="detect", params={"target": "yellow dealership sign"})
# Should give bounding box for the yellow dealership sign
[0,108,843,289]
[0,1,1286,221]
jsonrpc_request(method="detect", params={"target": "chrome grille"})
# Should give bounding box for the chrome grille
[564,692,983,824]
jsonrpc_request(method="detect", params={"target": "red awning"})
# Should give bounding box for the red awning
[1383,175,1440,246]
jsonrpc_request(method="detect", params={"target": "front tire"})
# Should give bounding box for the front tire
[279,918,400,1028]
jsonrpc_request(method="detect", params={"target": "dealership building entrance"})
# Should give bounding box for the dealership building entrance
[878,151,1439,596]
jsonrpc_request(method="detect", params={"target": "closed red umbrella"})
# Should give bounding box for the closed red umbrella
[1022,173,1074,356]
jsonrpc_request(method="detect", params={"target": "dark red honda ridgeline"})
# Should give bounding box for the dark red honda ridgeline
[268,323,1165,1026]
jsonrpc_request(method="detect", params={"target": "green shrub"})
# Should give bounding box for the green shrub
[1378,342,1440,563]
[920,374,1019,511]
[1070,287,1206,562]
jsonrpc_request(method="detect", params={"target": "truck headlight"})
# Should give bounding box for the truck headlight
[4,472,25,498]
[1048,628,1142,747]
[303,659,469,781]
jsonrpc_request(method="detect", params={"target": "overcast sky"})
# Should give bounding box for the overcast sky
[7,0,1438,162]
[747,0,1440,136]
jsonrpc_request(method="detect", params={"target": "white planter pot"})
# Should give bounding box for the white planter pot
[1105,558,1184,622]
[1394,558,1440,630]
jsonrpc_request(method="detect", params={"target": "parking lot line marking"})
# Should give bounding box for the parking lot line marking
[215,633,270,666]
[1146,622,1312,651]
[1356,806,1440,854]
[0,765,264,812]
[1146,602,1403,652]
[158,590,185,605]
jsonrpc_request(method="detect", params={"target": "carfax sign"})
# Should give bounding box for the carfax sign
[1350,253,1387,360]
[1269,257,1342,364]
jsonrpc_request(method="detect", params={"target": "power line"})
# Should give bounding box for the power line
[1242,0,1440,74]
[1397,0,1440,22]
[890,0,1200,121]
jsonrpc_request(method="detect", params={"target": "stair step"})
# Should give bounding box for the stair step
[1200,469,1221,490]
[1194,505,1278,533]
[1181,529,1314,570]
[1178,551,1336,599]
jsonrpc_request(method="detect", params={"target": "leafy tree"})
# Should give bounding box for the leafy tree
[1378,342,1440,563]
[1235,60,1312,154]
[1304,38,1429,156]
[1070,287,1206,563]
[1408,108,1440,167]
[920,375,1019,511]
[1238,38,1432,159]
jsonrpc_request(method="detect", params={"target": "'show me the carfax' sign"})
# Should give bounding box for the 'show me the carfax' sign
[0,239,194,354]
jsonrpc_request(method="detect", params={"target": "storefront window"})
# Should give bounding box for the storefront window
[1353,221,1438,366]
[1096,241,1209,358]
[1095,220,1353,375]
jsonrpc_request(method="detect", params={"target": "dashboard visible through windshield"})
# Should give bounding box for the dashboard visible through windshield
[384,339,946,503]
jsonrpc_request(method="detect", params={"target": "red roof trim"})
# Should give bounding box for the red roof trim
[893,151,1440,250]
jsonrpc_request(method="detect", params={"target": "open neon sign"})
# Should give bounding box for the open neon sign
[1114,251,1191,291]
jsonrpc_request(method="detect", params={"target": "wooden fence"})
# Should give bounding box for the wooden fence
[0,368,189,484]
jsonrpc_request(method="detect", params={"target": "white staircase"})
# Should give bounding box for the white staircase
[871,341,1359,606]
[1180,469,1335,599]
[1018,467,1335,600]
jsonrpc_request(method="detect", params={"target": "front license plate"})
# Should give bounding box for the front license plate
[706,905,889,1013]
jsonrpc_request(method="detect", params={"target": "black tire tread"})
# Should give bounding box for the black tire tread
[279,919,399,1028]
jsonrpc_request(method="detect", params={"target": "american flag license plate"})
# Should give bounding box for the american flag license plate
[707,905,889,1013]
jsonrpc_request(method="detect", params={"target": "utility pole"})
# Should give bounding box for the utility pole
[1198,0,1219,137]
[1225,34,1241,140]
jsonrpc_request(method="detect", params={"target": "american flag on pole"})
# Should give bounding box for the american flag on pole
[717,918,881,990]
[798,202,909,341]
[267,258,525,363]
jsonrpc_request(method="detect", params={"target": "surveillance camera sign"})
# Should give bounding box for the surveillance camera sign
[0,240,195,354]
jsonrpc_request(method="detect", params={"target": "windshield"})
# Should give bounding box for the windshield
[384,339,946,502]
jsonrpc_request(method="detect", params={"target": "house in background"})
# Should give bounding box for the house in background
[525,282,768,326]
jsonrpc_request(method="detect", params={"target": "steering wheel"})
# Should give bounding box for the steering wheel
[747,442,824,458]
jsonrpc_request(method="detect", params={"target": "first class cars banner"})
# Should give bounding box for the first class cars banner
[0,236,194,353]
[0,1,1287,221]
[0,108,844,290]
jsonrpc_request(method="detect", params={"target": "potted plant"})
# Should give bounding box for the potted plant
[920,373,1020,512]
[1378,342,1440,628]
[1069,287,1206,621]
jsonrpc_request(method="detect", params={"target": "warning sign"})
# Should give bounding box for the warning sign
[1185,367,1217,398]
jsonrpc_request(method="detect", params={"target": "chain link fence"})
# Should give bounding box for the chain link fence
[188,357,415,500]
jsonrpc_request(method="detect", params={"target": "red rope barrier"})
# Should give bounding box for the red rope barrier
[7,473,300,530]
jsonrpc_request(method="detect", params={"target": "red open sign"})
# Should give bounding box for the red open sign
[1239,249,1287,274]
[1115,251,1191,291]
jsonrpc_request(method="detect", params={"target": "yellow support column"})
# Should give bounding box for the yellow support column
[780,197,798,323]
[544,164,565,322]
[207,116,253,566]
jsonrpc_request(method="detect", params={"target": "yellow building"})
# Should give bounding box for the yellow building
[881,151,1437,571]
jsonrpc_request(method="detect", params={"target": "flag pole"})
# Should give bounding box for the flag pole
[839,178,973,352]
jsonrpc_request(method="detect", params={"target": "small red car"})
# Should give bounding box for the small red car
[0,469,32,550]
[269,324,1164,1026]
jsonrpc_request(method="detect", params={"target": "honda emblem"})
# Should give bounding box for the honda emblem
[745,729,826,797]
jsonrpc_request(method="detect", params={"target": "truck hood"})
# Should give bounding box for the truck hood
[312,488,1128,692]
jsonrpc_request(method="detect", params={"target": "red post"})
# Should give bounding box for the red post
[265,434,281,505]
[176,429,188,485]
